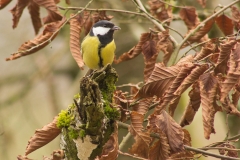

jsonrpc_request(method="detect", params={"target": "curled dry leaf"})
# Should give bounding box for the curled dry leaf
[136,63,180,98]
[28,0,42,35]
[156,63,195,116]
[216,14,234,36]
[34,0,62,24]
[197,0,206,8]
[218,143,238,158]
[179,82,201,127]
[10,0,29,28]
[199,73,221,139]
[6,19,66,61]
[17,155,32,160]
[115,33,150,64]
[0,0,12,9]
[148,111,185,153]
[25,117,61,155]
[142,33,160,82]
[220,43,240,101]
[222,96,240,116]
[231,6,240,30]
[132,98,154,115]
[157,31,174,65]
[43,150,65,160]
[182,17,215,48]
[98,122,118,160]
[69,14,84,69]
[129,111,152,158]
[214,38,237,74]
[179,7,200,30]
[194,40,217,61]
[149,132,170,160]
[114,90,130,122]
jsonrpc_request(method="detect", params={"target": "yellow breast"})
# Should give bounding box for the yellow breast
[81,36,116,69]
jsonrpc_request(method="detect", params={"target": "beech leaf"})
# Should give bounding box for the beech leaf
[214,38,237,74]
[6,19,66,61]
[194,40,217,61]
[28,0,42,35]
[197,0,206,8]
[69,14,84,69]
[0,0,12,9]
[33,0,62,24]
[231,6,240,31]
[129,111,152,158]
[180,82,201,127]
[132,98,155,115]
[10,0,29,28]
[148,111,185,153]
[179,7,200,30]
[182,17,215,48]
[216,14,234,36]
[115,33,150,64]
[25,117,61,155]
[220,43,240,101]
[199,73,220,139]
[136,63,181,98]
[114,90,130,122]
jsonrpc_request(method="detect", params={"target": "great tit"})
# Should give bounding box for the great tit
[81,20,121,70]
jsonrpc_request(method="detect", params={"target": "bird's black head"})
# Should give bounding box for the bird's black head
[90,20,120,46]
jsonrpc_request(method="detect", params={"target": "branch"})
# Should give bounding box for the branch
[168,0,240,66]
[117,121,240,160]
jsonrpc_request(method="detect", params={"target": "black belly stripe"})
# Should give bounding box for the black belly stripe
[98,44,104,68]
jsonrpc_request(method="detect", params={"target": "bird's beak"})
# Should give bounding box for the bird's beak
[111,25,121,30]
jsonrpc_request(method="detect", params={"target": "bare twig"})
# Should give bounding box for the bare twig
[118,150,148,160]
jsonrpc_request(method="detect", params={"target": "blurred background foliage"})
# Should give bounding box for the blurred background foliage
[0,0,239,159]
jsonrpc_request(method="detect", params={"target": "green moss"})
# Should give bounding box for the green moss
[57,110,72,128]
[68,127,79,139]
[74,93,80,99]
[79,129,86,138]
[104,104,120,121]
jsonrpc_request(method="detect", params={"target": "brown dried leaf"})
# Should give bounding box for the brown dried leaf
[33,0,62,24]
[10,0,29,28]
[182,18,215,48]
[174,64,209,95]
[129,111,152,158]
[69,14,84,69]
[231,6,240,31]
[98,122,118,160]
[115,33,150,64]
[82,11,93,35]
[91,11,113,23]
[148,111,185,153]
[218,143,238,158]
[17,155,32,160]
[136,63,181,98]
[6,19,66,61]
[194,40,217,61]
[157,31,174,65]
[114,90,130,122]
[149,132,170,160]
[28,0,42,35]
[216,14,234,36]
[0,0,12,9]
[156,63,196,116]
[214,38,237,74]
[220,43,240,101]
[142,33,158,82]
[132,98,154,115]
[179,7,200,30]
[25,117,61,155]
[197,0,206,8]
[199,73,220,139]
[43,150,65,160]
[180,82,201,127]
[222,96,240,116]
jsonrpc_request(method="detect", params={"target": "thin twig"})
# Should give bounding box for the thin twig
[119,132,132,151]
[118,150,148,160]
[168,0,240,66]
[202,147,240,152]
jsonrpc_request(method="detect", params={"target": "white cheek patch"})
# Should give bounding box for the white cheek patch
[93,26,111,36]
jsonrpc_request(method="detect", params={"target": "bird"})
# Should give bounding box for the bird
[81,20,121,70]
